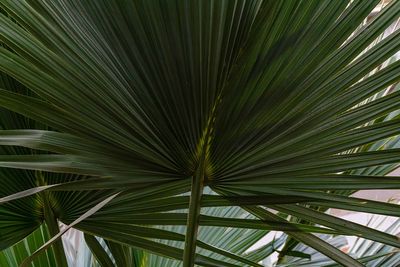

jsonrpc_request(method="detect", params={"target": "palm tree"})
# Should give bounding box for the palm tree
[0,0,400,266]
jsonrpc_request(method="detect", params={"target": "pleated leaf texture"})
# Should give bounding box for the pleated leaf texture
[0,1,400,267]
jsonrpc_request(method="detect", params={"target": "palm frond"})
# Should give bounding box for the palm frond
[0,1,400,266]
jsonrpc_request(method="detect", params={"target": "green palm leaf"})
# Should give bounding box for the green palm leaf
[1,1,400,266]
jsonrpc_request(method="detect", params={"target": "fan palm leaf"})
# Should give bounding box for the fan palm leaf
[0,0,400,266]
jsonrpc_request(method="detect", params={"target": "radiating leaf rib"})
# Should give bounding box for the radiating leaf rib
[217,186,400,217]
[79,221,262,267]
[20,193,119,267]
[83,213,341,235]
[212,187,366,267]
[221,174,400,190]
[240,205,364,267]
[0,185,56,205]
[0,154,105,176]
[91,194,312,215]
[104,240,134,267]
[271,204,400,248]
[84,234,114,267]
[79,226,239,267]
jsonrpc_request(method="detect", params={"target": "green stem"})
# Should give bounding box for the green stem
[42,194,68,267]
[182,163,205,267]
[182,90,219,266]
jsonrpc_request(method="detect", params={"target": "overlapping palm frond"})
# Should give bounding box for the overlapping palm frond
[0,0,400,266]
[276,214,400,267]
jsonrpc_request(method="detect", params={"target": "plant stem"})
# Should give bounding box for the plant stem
[182,158,206,266]
[43,196,68,267]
